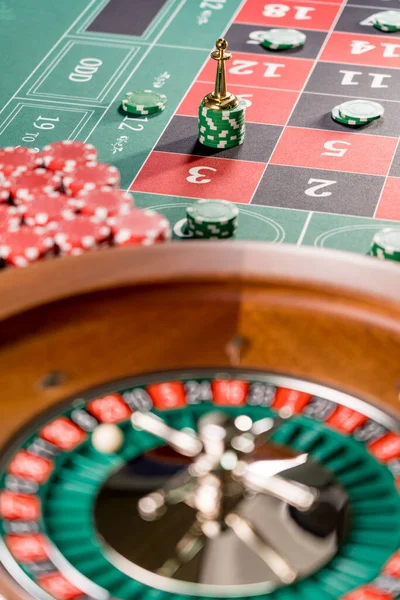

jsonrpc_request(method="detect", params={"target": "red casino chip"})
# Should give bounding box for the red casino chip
[110,209,171,246]
[11,168,62,203]
[63,162,120,196]
[24,193,75,227]
[0,227,54,267]
[53,216,111,256]
[0,147,40,179]
[41,140,98,173]
[72,186,133,219]
[0,204,24,232]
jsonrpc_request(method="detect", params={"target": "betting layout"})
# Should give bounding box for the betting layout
[129,0,400,252]
[0,0,400,253]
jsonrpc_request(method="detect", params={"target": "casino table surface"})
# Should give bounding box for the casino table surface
[2,0,400,250]
[4,3,400,600]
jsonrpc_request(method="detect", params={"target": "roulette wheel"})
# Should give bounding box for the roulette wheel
[0,242,400,600]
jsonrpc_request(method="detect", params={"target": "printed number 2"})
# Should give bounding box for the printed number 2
[305,178,336,197]
[187,166,216,184]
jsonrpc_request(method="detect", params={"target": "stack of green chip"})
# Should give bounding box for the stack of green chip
[372,10,400,32]
[260,29,306,51]
[331,100,384,127]
[121,90,167,116]
[369,228,400,262]
[198,99,246,149]
[186,199,238,239]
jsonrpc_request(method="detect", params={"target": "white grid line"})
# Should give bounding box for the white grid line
[127,0,249,191]
[0,0,98,120]
[296,211,314,246]
[13,96,107,109]
[373,141,400,218]
[151,146,394,176]
[134,189,400,224]
[196,80,400,104]
[82,0,187,145]
[27,41,139,104]
[245,0,352,247]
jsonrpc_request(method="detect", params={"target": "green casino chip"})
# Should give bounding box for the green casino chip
[338,99,384,122]
[187,199,238,226]
[198,130,246,142]
[198,119,245,132]
[373,10,400,29]
[331,106,358,126]
[121,90,167,115]
[374,22,400,32]
[198,135,245,149]
[199,98,247,120]
[331,105,372,127]
[369,227,400,262]
[260,28,306,50]
[198,99,246,148]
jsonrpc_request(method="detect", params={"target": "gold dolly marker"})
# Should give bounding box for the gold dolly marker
[202,38,239,110]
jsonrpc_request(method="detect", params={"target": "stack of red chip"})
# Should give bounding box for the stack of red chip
[24,193,75,227]
[0,147,41,179]
[72,187,132,219]
[63,162,120,196]
[53,217,111,256]
[0,227,54,267]
[0,141,171,270]
[110,209,172,246]
[41,140,97,173]
[11,169,62,203]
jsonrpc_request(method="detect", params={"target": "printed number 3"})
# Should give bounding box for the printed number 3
[187,166,216,184]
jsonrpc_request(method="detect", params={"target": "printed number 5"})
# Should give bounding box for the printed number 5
[322,140,350,157]
[187,166,216,184]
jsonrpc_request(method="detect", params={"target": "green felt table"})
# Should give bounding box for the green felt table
[1,0,399,254]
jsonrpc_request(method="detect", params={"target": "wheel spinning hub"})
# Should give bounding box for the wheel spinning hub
[95,409,350,592]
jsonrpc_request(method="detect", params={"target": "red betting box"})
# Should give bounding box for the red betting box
[375,178,400,222]
[178,81,299,127]
[271,128,397,176]
[235,0,341,31]
[321,33,400,69]
[132,152,265,204]
[199,52,313,91]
